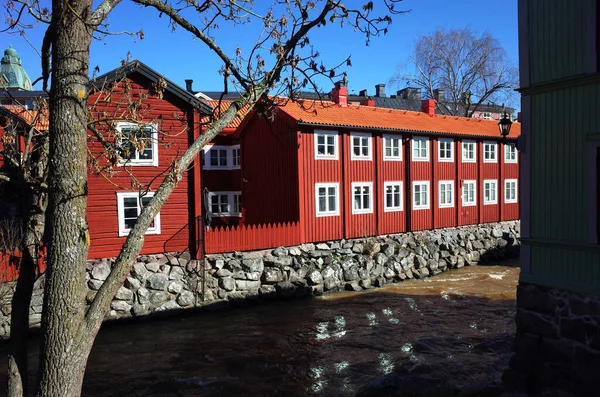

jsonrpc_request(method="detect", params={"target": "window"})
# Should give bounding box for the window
[484,180,498,204]
[505,144,517,163]
[315,183,339,217]
[505,179,517,203]
[232,147,241,167]
[351,133,372,160]
[462,180,476,206]
[438,139,454,162]
[383,135,402,161]
[412,137,429,161]
[438,181,454,208]
[384,182,403,212]
[116,192,161,237]
[208,191,242,216]
[117,122,158,166]
[481,112,492,120]
[483,141,497,163]
[413,181,430,209]
[315,130,338,160]
[202,145,241,170]
[462,140,476,163]
[352,182,373,214]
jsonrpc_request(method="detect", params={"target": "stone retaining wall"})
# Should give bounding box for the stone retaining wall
[504,283,600,395]
[0,221,520,338]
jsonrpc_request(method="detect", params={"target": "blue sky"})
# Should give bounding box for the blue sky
[3,0,518,98]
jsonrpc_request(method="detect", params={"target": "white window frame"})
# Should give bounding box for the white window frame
[116,122,159,167]
[314,130,339,160]
[232,145,241,168]
[412,181,430,210]
[504,144,518,163]
[438,139,454,162]
[315,182,340,217]
[438,180,454,208]
[383,181,403,212]
[462,180,477,207]
[383,135,402,161]
[483,141,497,163]
[504,179,518,203]
[202,144,241,170]
[483,180,498,205]
[462,140,476,163]
[351,182,373,214]
[481,112,492,120]
[412,137,430,162]
[350,132,372,161]
[208,191,242,217]
[116,192,161,237]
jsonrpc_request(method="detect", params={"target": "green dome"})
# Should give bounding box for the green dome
[0,46,32,91]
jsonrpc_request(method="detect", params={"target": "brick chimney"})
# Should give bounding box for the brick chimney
[421,99,435,116]
[359,89,368,97]
[185,79,193,92]
[332,80,348,107]
[375,84,386,98]
[361,98,375,107]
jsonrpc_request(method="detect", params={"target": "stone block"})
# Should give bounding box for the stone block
[235,280,261,291]
[262,268,284,284]
[516,310,558,338]
[167,281,184,294]
[169,266,185,280]
[177,291,195,307]
[125,276,141,290]
[219,277,235,291]
[145,261,161,273]
[91,261,111,281]
[146,274,169,291]
[111,300,131,313]
[242,258,264,273]
[115,286,134,301]
[132,262,150,281]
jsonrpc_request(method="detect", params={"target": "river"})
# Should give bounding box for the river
[0,261,519,396]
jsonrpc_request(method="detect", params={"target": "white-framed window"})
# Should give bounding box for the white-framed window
[462,180,476,207]
[350,132,372,161]
[314,130,338,160]
[481,112,492,120]
[208,191,242,217]
[383,135,402,161]
[202,145,241,170]
[315,183,339,217]
[438,180,454,208]
[438,139,454,162]
[462,140,476,163]
[116,122,158,166]
[505,144,517,163]
[384,181,403,212]
[412,181,430,210]
[116,192,161,237]
[352,182,373,214]
[412,137,429,161]
[505,179,518,203]
[483,141,497,163]
[484,180,498,205]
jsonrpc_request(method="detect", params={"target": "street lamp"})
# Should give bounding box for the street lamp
[498,111,519,150]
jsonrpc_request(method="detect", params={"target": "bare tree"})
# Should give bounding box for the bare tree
[2,0,405,395]
[390,28,519,117]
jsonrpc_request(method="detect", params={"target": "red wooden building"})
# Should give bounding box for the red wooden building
[234,81,520,246]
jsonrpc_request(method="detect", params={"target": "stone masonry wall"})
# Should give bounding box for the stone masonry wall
[0,221,519,338]
[504,283,600,396]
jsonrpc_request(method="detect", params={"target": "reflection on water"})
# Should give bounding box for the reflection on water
[0,263,519,396]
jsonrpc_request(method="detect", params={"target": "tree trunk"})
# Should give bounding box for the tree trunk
[36,0,95,395]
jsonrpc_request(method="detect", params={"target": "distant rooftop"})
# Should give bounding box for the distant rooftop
[0,46,32,91]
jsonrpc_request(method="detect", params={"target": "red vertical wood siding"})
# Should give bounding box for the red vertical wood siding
[86,73,193,258]
[410,137,433,231]
[241,113,300,225]
[204,222,302,254]
[481,141,500,223]
[458,139,479,225]
[434,138,458,229]
[344,132,377,239]
[300,127,344,243]
[378,134,406,235]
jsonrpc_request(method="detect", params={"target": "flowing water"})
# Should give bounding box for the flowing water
[0,262,519,396]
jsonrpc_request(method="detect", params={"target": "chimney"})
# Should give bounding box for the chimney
[433,88,445,102]
[332,80,348,107]
[517,112,521,122]
[359,89,368,97]
[397,87,421,100]
[185,79,193,92]
[361,98,375,107]
[421,99,435,116]
[375,84,386,98]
